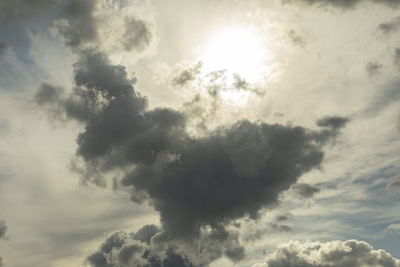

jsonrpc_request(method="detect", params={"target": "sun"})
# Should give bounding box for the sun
[200,26,268,84]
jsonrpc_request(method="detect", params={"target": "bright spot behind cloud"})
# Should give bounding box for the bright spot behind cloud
[201,27,269,83]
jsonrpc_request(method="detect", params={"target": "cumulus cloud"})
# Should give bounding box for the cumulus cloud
[253,240,400,267]
[87,224,244,266]
[291,183,320,199]
[51,0,98,49]
[34,3,350,262]
[36,46,348,262]
[283,0,400,8]
[0,219,7,239]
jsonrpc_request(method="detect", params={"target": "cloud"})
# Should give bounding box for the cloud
[253,240,400,267]
[0,256,2,267]
[0,0,57,21]
[0,219,7,239]
[288,30,306,48]
[122,18,153,52]
[51,0,98,49]
[378,16,400,34]
[366,61,382,76]
[282,0,400,9]
[171,62,202,87]
[387,175,400,193]
[36,46,348,245]
[386,223,400,232]
[291,183,320,199]
[0,42,9,58]
[87,224,244,266]
[276,212,294,222]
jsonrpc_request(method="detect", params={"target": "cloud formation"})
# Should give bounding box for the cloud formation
[0,219,7,239]
[253,240,400,267]
[291,183,320,198]
[387,175,400,193]
[283,0,400,8]
[378,16,400,34]
[87,224,244,266]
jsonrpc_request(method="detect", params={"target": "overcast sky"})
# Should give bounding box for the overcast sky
[1,0,400,266]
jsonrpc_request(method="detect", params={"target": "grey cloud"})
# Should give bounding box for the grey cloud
[291,183,320,198]
[52,0,98,49]
[283,0,400,8]
[0,42,9,58]
[366,61,382,76]
[0,219,7,239]
[316,116,349,130]
[0,256,2,267]
[365,79,400,116]
[171,62,202,87]
[37,48,348,241]
[87,224,244,267]
[253,240,400,267]
[288,30,306,47]
[386,223,400,231]
[276,212,294,222]
[379,16,400,34]
[0,0,57,21]
[123,18,153,52]
[387,175,400,193]
[395,48,400,69]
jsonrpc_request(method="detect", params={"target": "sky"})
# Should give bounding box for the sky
[1,0,400,266]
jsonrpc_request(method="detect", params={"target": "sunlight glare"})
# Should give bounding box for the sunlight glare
[201,27,268,83]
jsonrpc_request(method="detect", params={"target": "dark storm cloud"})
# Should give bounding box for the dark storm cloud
[378,16,400,34]
[37,48,348,241]
[291,183,320,198]
[283,0,400,8]
[255,240,400,267]
[122,18,153,52]
[366,61,382,76]
[52,0,98,49]
[171,62,202,87]
[387,175,400,193]
[0,219,7,239]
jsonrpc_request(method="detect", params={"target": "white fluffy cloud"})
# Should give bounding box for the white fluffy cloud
[253,240,400,267]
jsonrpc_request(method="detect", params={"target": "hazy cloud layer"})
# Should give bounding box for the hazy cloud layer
[387,175,400,193]
[283,0,400,8]
[253,240,400,267]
